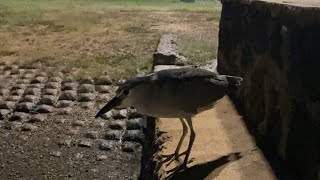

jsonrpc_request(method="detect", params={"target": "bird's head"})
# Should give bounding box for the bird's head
[95,88,131,118]
[95,76,148,119]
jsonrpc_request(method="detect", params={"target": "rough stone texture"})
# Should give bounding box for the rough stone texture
[11,84,26,90]
[121,142,142,153]
[59,91,77,101]
[79,102,94,109]
[56,100,74,108]
[110,110,127,120]
[95,76,112,85]
[100,110,116,120]
[28,84,42,88]
[109,120,126,130]
[95,85,111,93]
[0,89,8,96]
[24,88,40,96]
[21,123,38,131]
[0,109,11,119]
[264,0,320,7]
[104,130,123,140]
[5,121,22,130]
[57,138,73,147]
[153,65,183,72]
[153,34,186,67]
[50,72,64,78]
[36,105,54,113]
[85,131,100,139]
[11,89,24,96]
[47,77,62,83]
[10,112,30,122]
[61,83,78,91]
[28,114,47,123]
[96,154,108,161]
[62,76,74,84]
[95,94,110,102]
[78,93,95,102]
[44,82,60,89]
[78,84,95,93]
[79,77,94,84]
[0,101,15,109]
[123,130,144,143]
[78,139,93,147]
[16,102,35,113]
[98,139,116,151]
[20,95,39,103]
[21,73,33,79]
[218,1,320,179]
[30,76,46,84]
[127,118,146,130]
[72,120,85,126]
[6,96,21,102]
[40,95,57,106]
[16,79,30,84]
[57,107,73,115]
[42,89,58,96]
[10,69,21,75]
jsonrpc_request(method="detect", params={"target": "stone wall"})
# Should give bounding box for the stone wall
[217,0,320,179]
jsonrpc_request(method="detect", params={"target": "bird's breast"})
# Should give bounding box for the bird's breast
[127,80,226,117]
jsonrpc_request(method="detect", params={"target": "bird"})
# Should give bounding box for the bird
[95,67,243,173]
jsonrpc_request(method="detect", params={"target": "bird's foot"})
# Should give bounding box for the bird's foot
[161,151,188,166]
[165,163,187,180]
[165,158,195,179]
[161,154,181,165]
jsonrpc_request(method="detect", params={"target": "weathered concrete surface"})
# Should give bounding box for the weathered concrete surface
[153,34,186,67]
[222,0,320,7]
[155,97,276,180]
[218,0,320,179]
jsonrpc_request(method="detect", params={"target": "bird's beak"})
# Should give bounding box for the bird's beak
[95,96,122,118]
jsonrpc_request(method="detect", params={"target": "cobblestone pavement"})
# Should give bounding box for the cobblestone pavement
[0,63,146,180]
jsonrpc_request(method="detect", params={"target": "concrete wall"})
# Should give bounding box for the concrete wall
[217,0,320,179]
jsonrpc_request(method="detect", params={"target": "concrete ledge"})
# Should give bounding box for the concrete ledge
[153,34,186,67]
[222,0,320,8]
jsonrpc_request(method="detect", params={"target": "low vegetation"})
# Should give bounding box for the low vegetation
[0,0,221,80]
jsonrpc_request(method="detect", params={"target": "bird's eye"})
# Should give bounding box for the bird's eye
[123,89,129,95]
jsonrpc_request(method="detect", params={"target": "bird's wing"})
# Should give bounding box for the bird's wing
[151,67,218,81]
[116,68,217,93]
[116,76,151,94]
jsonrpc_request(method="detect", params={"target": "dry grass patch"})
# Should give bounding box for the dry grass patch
[0,0,221,80]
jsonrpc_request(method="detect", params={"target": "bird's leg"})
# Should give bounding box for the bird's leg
[162,118,188,165]
[182,116,195,166]
[174,118,188,160]
[167,116,195,175]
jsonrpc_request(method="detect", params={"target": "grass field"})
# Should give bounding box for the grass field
[0,0,221,80]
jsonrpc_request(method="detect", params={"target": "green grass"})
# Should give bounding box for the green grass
[178,36,218,66]
[0,0,221,79]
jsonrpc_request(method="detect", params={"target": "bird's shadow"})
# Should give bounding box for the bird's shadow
[168,152,242,180]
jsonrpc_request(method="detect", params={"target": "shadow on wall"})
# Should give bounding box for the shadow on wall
[217,1,320,180]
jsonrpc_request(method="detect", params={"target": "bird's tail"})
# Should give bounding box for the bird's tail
[95,96,122,118]
[225,75,243,91]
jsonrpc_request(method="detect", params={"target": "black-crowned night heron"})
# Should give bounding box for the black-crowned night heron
[95,67,243,172]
